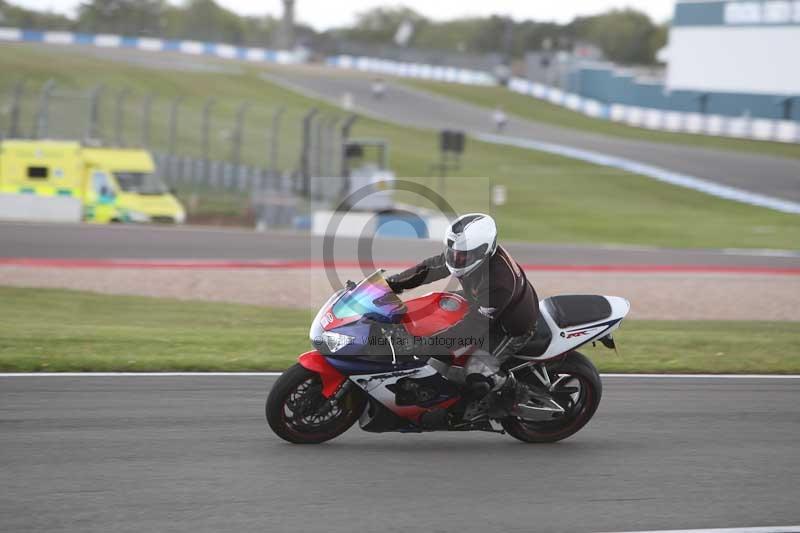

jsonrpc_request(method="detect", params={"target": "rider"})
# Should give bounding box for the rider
[386,213,539,403]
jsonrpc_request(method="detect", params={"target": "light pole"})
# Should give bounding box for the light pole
[280,0,295,50]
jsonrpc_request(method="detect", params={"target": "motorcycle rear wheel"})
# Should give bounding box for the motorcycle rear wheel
[502,351,602,443]
[266,364,365,444]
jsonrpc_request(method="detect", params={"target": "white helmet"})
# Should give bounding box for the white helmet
[443,213,497,277]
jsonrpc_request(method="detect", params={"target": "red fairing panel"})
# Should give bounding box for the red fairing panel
[401,292,469,338]
[392,397,460,423]
[297,351,346,398]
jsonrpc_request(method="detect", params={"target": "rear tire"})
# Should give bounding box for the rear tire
[502,351,602,443]
[266,364,365,444]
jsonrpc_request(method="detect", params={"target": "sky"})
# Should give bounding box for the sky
[10,1,677,29]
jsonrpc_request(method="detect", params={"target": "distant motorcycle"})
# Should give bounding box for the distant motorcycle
[266,271,629,444]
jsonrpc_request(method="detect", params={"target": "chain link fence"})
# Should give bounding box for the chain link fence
[0,79,358,226]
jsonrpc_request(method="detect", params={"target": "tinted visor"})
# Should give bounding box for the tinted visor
[446,242,489,270]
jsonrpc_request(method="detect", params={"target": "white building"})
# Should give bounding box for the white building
[666,0,800,96]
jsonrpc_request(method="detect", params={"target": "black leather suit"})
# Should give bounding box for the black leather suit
[387,245,539,357]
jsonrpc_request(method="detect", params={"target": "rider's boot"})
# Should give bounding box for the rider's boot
[462,370,506,421]
[461,332,535,420]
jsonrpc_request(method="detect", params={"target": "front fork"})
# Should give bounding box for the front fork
[317,380,355,416]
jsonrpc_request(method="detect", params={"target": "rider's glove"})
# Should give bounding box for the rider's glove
[386,277,404,294]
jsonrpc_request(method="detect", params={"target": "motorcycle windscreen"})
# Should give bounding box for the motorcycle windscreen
[332,271,405,321]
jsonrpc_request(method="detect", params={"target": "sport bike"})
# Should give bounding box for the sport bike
[266,270,629,444]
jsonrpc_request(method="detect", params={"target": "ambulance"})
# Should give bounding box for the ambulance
[0,140,186,224]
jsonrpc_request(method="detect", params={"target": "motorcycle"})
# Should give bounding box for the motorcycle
[266,270,630,444]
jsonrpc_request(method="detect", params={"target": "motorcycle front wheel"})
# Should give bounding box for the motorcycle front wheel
[266,364,365,444]
[502,351,602,443]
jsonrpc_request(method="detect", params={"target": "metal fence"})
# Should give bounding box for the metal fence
[0,79,358,223]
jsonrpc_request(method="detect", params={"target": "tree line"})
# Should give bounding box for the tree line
[0,0,298,47]
[330,6,669,65]
[0,0,669,65]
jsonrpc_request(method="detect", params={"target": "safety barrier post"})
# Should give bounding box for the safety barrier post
[201,98,217,183]
[86,84,105,142]
[167,96,184,156]
[7,79,25,139]
[339,114,358,178]
[32,79,56,140]
[312,113,325,183]
[230,101,251,170]
[269,106,286,176]
[114,87,131,147]
[141,93,154,148]
[324,115,341,178]
[299,107,319,196]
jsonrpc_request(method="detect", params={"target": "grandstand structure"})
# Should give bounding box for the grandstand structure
[570,0,800,121]
[668,0,800,97]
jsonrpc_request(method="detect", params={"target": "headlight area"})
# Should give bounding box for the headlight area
[322,331,354,353]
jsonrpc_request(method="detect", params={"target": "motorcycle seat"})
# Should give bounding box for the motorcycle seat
[544,295,612,329]
[518,315,552,358]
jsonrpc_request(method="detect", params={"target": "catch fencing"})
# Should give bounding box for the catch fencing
[0,79,359,224]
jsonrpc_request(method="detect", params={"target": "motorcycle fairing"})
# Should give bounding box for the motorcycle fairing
[349,365,460,423]
[326,355,424,375]
[297,351,347,398]
[515,295,630,361]
[314,321,376,358]
[401,292,469,338]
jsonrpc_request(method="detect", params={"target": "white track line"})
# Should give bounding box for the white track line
[0,372,283,377]
[601,526,800,533]
[601,374,800,379]
[1,373,799,379]
[476,133,800,215]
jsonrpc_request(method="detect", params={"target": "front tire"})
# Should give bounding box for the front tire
[266,364,365,444]
[502,351,602,443]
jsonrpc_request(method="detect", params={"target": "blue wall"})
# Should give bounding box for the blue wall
[569,67,800,121]
[673,1,727,27]
[673,0,800,28]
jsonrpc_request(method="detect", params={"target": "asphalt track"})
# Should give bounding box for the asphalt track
[263,67,800,203]
[1,375,798,533]
[2,221,799,269]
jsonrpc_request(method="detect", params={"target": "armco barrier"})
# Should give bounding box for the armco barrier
[0,27,301,65]
[327,55,799,144]
[326,55,495,86]
[506,77,799,144]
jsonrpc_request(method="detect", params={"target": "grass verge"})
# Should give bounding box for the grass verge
[404,79,800,161]
[1,44,799,248]
[1,287,798,374]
